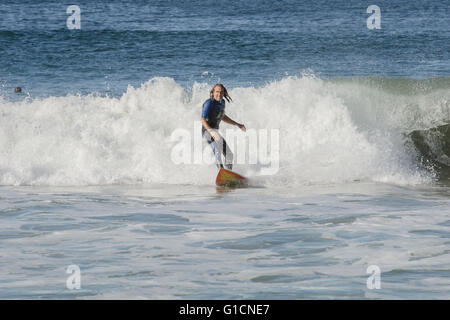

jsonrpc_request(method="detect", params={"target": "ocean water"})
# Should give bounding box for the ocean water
[0,0,449,299]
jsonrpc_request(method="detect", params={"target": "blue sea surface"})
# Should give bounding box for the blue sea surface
[0,0,449,97]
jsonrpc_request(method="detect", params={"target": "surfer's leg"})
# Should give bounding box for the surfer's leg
[204,131,224,169]
[211,140,224,169]
[222,139,233,171]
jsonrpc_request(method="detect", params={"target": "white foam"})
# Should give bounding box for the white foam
[0,76,446,186]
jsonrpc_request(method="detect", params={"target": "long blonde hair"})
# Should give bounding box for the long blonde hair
[210,83,232,103]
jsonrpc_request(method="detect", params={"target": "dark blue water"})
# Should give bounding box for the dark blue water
[0,0,449,98]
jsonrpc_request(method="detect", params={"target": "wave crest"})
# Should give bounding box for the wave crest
[0,76,448,186]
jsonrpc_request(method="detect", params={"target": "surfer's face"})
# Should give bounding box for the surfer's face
[212,86,224,101]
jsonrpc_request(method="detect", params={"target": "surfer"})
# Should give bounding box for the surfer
[201,84,246,171]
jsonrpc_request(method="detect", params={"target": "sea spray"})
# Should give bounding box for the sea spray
[1,76,448,186]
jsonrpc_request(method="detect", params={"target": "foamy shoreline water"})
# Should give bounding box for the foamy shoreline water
[0,182,449,299]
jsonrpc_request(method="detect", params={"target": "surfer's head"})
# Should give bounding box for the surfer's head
[14,86,22,93]
[210,84,232,103]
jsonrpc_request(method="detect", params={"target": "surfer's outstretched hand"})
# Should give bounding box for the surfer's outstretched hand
[238,124,246,132]
[210,130,221,141]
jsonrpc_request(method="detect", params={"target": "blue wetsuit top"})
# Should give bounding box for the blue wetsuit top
[201,98,225,134]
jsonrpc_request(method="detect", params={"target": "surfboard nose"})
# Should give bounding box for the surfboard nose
[215,168,248,187]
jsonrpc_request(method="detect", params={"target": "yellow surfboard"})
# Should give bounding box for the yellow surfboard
[215,168,248,187]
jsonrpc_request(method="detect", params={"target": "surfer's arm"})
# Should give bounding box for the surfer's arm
[201,117,212,131]
[201,117,220,140]
[222,115,246,131]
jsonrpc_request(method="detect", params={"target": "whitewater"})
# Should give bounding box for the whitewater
[1,76,449,299]
[1,76,448,186]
